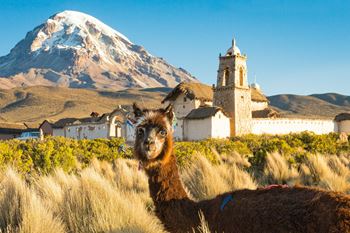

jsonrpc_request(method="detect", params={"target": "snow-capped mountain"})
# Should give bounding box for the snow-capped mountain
[0,10,197,89]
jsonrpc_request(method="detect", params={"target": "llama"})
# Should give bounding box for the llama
[132,103,350,233]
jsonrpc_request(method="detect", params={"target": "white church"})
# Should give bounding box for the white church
[162,38,350,141]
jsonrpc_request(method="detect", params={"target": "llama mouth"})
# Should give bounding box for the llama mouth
[144,149,158,160]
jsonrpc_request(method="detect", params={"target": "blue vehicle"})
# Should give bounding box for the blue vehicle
[16,131,41,140]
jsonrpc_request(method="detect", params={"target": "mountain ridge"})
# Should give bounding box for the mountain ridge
[268,92,350,119]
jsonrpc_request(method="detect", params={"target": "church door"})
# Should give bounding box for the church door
[116,125,122,138]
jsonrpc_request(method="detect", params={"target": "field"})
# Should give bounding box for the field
[0,133,349,232]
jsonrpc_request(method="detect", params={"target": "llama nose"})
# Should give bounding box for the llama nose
[144,139,155,146]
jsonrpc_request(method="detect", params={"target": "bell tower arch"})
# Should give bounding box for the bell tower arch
[213,37,252,136]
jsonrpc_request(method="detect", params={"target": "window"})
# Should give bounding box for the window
[184,97,187,102]
[223,68,229,86]
[183,105,185,108]
[240,67,244,86]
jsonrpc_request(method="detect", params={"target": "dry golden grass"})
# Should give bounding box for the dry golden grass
[262,152,299,185]
[0,152,349,232]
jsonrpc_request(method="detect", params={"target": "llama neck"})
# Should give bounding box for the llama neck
[146,153,189,203]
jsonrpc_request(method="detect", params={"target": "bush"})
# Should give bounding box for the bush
[176,132,350,168]
[0,137,131,175]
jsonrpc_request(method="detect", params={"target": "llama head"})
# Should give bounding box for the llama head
[133,103,174,167]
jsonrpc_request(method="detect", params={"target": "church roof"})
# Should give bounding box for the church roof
[51,115,108,128]
[251,88,268,102]
[226,38,241,56]
[163,82,268,103]
[162,82,213,103]
[335,113,350,122]
[252,108,280,118]
[185,106,227,120]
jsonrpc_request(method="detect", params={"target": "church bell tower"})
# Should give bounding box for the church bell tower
[213,38,252,136]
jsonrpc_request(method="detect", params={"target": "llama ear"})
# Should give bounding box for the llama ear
[164,104,174,123]
[133,103,144,118]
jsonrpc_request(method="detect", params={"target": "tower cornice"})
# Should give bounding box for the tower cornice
[213,85,250,92]
[219,54,247,59]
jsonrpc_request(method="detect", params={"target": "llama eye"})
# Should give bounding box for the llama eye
[137,128,144,136]
[159,129,167,137]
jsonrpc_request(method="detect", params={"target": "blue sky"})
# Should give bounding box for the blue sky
[0,0,349,96]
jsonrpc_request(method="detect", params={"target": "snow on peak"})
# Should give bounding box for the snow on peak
[53,10,131,43]
[30,10,132,53]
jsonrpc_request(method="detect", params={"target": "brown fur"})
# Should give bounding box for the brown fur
[133,104,350,233]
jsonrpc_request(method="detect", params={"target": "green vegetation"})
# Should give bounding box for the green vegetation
[176,132,349,167]
[0,137,132,175]
[0,132,348,174]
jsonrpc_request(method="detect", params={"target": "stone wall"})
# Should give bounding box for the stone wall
[213,86,236,117]
[234,87,252,135]
[338,120,350,134]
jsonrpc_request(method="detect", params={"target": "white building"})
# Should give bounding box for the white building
[50,106,135,142]
[184,106,230,140]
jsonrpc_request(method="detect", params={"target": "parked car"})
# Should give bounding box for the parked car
[16,131,41,140]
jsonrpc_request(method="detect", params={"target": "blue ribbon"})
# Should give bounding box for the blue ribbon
[220,194,233,211]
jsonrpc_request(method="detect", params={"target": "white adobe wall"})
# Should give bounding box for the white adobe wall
[252,118,338,135]
[251,101,268,111]
[167,93,213,141]
[184,117,212,141]
[52,128,65,137]
[173,118,184,141]
[64,123,109,139]
[211,111,230,138]
[167,93,201,118]
[184,112,230,141]
[338,120,350,134]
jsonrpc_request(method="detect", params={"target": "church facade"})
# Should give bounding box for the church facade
[213,38,252,136]
[163,38,350,140]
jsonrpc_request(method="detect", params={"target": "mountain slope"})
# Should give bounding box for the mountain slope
[268,93,350,118]
[0,10,196,90]
[0,86,169,123]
